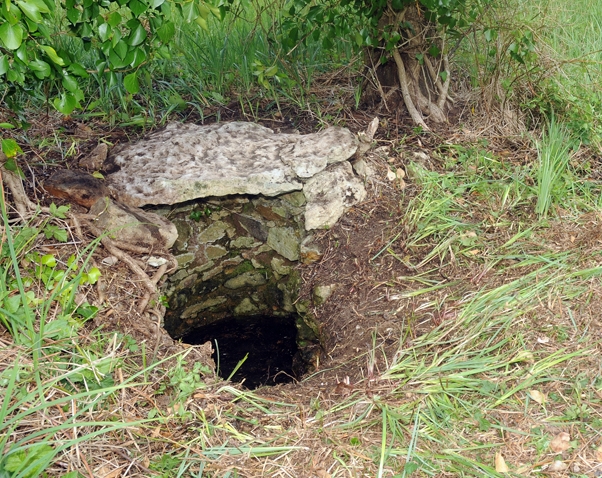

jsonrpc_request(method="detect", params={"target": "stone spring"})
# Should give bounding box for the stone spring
[101,121,369,388]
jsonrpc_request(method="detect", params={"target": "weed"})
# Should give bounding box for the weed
[535,119,573,217]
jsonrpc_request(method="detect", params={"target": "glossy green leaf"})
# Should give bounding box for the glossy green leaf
[98,22,111,42]
[7,68,25,83]
[194,15,208,32]
[149,0,164,8]
[80,22,92,37]
[24,17,38,32]
[428,45,440,57]
[111,27,122,47]
[1,0,22,24]
[181,1,198,23]
[156,21,175,43]
[76,303,99,319]
[15,43,27,62]
[1,138,22,158]
[29,59,51,78]
[107,11,121,27]
[0,22,23,50]
[86,267,101,283]
[0,55,9,75]
[62,73,79,93]
[198,2,210,19]
[124,72,140,94]
[16,0,43,23]
[129,0,147,16]
[128,21,147,46]
[40,45,65,65]
[37,22,50,40]
[122,49,135,67]
[40,254,56,267]
[68,62,89,78]
[66,6,79,23]
[106,71,118,88]
[53,93,77,115]
[130,47,146,67]
[264,65,278,77]
[114,39,128,59]
[109,49,126,68]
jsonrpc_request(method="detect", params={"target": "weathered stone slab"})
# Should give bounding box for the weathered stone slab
[106,122,358,207]
[303,162,367,230]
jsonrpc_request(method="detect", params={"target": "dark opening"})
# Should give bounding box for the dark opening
[181,314,300,389]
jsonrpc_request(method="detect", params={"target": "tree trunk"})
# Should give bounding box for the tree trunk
[363,4,452,129]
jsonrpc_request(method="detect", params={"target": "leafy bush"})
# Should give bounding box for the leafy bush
[0,0,222,115]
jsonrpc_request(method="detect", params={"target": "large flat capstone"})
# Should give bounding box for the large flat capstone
[106,122,358,207]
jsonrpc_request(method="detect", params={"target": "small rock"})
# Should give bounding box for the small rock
[202,266,223,282]
[181,296,227,319]
[313,284,336,305]
[79,143,108,171]
[230,236,259,249]
[300,240,322,265]
[147,256,168,267]
[101,256,119,266]
[198,221,228,243]
[413,151,430,161]
[548,460,568,472]
[356,117,379,157]
[281,191,306,208]
[205,245,227,260]
[271,256,292,275]
[352,158,368,178]
[303,162,367,230]
[232,214,268,242]
[267,227,300,261]
[44,169,110,208]
[256,204,285,222]
[224,271,267,289]
[234,297,259,315]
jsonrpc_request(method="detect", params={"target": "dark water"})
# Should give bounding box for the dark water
[181,315,300,389]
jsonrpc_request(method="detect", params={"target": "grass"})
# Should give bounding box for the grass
[3,0,602,475]
[535,119,572,217]
[532,0,602,144]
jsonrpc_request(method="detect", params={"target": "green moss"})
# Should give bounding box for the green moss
[229,260,255,276]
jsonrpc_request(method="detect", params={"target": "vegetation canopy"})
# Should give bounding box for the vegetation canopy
[0,0,222,116]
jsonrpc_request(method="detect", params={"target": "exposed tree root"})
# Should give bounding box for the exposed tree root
[1,163,49,218]
[392,49,430,130]
[372,6,452,128]
[84,221,176,313]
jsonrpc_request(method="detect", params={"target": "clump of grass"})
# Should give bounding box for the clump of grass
[535,119,572,217]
